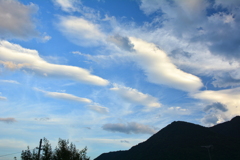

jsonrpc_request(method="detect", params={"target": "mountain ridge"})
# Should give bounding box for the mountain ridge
[95,116,240,160]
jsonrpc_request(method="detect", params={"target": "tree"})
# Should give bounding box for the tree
[41,138,53,160]
[21,138,90,160]
[53,139,90,160]
[21,146,38,160]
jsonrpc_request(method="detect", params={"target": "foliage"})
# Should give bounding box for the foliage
[21,138,90,160]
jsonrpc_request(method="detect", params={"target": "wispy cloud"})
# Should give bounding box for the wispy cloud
[34,88,110,114]
[0,41,109,86]
[53,0,80,12]
[34,88,92,103]
[102,122,157,134]
[0,80,20,84]
[87,105,109,114]
[167,107,190,115]
[110,84,161,109]
[40,33,52,43]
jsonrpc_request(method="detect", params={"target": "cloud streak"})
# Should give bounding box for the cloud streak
[87,105,109,114]
[0,118,16,123]
[0,80,20,84]
[34,88,109,114]
[34,88,92,103]
[0,41,109,86]
[110,84,161,109]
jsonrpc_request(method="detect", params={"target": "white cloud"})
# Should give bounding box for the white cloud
[87,105,109,114]
[34,88,92,103]
[0,80,20,84]
[102,122,157,134]
[129,37,203,92]
[40,33,52,43]
[139,0,163,15]
[110,84,161,109]
[0,40,109,86]
[192,88,240,111]
[46,92,92,103]
[170,46,240,75]
[58,16,105,46]
[0,96,7,100]
[34,88,110,114]
[191,87,240,125]
[72,51,84,55]
[53,0,80,12]
[134,0,240,90]
[167,107,190,115]
[0,0,38,39]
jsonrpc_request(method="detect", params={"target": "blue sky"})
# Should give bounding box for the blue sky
[1,0,240,159]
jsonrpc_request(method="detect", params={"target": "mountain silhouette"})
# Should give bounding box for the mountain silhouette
[95,116,240,160]
[210,116,240,138]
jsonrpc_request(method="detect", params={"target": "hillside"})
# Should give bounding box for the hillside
[95,116,240,160]
[210,116,240,138]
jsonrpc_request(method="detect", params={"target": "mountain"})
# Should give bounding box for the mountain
[95,116,240,160]
[210,116,240,138]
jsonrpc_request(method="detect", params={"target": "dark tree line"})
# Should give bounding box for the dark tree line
[21,138,90,160]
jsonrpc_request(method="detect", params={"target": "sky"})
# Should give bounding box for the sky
[1,0,240,159]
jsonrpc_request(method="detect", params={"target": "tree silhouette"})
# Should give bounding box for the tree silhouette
[21,138,90,160]
[41,138,53,160]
